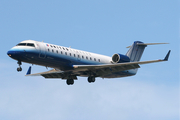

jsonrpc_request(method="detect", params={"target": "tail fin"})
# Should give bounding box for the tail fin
[126,41,146,62]
[126,41,169,62]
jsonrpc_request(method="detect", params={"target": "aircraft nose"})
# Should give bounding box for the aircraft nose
[7,49,26,60]
[7,50,16,57]
[7,50,20,59]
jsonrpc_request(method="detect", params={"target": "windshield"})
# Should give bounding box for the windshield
[17,43,26,46]
[16,43,35,47]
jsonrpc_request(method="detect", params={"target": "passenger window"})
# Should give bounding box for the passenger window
[74,54,76,57]
[94,58,96,61]
[65,52,67,55]
[61,51,63,54]
[82,56,84,59]
[70,53,71,56]
[56,50,58,53]
[52,49,54,52]
[90,57,92,60]
[86,56,88,59]
[98,59,100,62]
[48,49,50,52]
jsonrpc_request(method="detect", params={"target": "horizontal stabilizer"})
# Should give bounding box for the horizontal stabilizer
[127,42,169,48]
[137,43,169,46]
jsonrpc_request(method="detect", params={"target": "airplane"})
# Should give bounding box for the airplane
[7,40,170,85]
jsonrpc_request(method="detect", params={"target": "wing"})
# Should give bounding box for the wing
[26,50,170,79]
[26,63,140,79]
[26,68,78,79]
[73,50,170,75]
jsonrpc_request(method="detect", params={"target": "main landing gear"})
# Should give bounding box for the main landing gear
[88,76,96,83]
[66,76,96,85]
[66,79,74,85]
[17,60,22,72]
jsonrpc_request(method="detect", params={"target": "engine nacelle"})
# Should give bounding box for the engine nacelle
[112,54,130,63]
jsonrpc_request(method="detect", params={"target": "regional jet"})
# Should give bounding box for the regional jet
[7,40,170,85]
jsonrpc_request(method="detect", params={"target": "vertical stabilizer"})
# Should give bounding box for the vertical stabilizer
[126,41,147,62]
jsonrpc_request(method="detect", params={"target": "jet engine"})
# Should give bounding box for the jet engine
[112,54,130,63]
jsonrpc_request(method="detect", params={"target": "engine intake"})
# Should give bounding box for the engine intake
[112,54,130,63]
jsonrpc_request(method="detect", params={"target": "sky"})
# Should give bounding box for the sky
[0,0,179,120]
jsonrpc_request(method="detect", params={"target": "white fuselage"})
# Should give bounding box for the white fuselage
[8,40,112,70]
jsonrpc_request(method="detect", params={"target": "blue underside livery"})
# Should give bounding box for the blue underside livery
[7,40,170,85]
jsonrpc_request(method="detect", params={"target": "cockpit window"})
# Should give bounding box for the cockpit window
[16,43,35,47]
[17,43,26,46]
[27,43,35,47]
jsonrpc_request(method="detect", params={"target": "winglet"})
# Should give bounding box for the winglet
[26,66,32,75]
[164,50,171,61]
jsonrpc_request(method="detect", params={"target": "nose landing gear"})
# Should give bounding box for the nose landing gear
[17,61,22,72]
[17,67,22,72]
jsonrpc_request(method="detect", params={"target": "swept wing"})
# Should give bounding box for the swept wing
[26,50,170,79]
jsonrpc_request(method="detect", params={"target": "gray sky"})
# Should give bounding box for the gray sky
[0,0,179,120]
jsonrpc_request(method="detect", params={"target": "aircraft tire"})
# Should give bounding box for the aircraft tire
[17,67,22,72]
[88,76,95,83]
[66,79,74,85]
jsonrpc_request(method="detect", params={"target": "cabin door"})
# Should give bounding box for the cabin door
[38,43,46,58]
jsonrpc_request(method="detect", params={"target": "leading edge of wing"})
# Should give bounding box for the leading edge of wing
[73,50,171,69]
[73,59,160,70]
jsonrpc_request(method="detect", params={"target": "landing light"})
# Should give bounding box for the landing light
[8,54,11,57]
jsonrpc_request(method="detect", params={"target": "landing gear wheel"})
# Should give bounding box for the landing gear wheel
[66,79,74,85]
[17,67,22,72]
[17,60,22,72]
[88,76,95,83]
